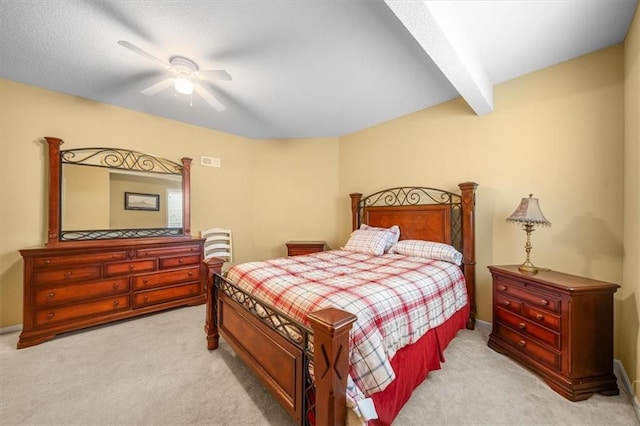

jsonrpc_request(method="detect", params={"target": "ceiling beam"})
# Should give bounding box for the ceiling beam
[384,0,493,115]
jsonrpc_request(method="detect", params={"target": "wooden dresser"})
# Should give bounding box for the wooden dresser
[487,265,619,401]
[18,238,220,349]
[17,137,221,349]
[286,241,327,256]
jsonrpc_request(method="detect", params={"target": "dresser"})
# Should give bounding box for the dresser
[17,137,221,349]
[18,238,221,349]
[487,265,619,401]
[286,240,327,256]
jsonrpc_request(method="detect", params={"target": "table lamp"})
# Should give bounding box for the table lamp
[507,194,551,273]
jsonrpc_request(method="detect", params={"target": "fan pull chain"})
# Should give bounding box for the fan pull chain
[190,92,193,107]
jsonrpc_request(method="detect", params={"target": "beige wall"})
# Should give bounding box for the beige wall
[0,79,339,326]
[339,45,625,339]
[624,7,640,398]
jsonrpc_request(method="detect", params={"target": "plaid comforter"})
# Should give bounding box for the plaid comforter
[226,249,468,399]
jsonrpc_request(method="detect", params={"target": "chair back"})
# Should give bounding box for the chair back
[201,228,232,263]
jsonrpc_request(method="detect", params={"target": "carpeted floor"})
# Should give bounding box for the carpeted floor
[1,305,637,425]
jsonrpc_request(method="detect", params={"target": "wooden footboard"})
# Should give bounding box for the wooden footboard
[203,259,356,425]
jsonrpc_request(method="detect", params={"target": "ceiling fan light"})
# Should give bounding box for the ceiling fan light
[174,76,194,95]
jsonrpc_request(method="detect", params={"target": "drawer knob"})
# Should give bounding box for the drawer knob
[536,314,544,321]
[189,287,194,293]
[188,271,193,277]
[45,259,51,264]
[113,300,120,307]
[541,299,549,306]
[518,340,526,347]
[143,295,149,302]
[179,258,184,264]
[113,282,120,289]
[143,279,149,284]
[47,312,55,319]
[518,322,526,330]
[46,292,55,299]
[500,285,507,291]
[503,300,511,306]
[129,264,135,270]
[64,271,72,278]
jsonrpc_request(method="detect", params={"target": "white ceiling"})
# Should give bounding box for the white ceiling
[1,0,637,139]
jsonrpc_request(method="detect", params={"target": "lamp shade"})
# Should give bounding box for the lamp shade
[506,194,551,226]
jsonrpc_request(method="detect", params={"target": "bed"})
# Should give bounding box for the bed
[203,183,477,425]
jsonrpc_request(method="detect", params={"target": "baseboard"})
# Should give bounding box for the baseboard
[614,359,640,422]
[0,324,22,335]
[475,318,491,330]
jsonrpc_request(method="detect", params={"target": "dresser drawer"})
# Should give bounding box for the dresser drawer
[33,251,128,268]
[33,265,101,285]
[137,244,201,258]
[523,304,561,332]
[104,259,156,276]
[495,323,561,370]
[34,278,129,306]
[34,295,129,326]
[495,278,560,313]
[495,293,522,315]
[133,267,200,290]
[159,255,201,269]
[496,308,560,349]
[133,282,201,308]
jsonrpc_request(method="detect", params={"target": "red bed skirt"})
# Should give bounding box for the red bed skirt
[368,304,470,426]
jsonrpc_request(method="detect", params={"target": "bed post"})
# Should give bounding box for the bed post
[308,308,357,426]
[458,182,478,330]
[350,193,362,231]
[203,257,225,350]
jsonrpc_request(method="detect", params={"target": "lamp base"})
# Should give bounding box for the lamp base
[518,262,538,274]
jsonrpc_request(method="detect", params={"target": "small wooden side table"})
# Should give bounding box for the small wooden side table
[286,241,327,256]
[487,265,619,401]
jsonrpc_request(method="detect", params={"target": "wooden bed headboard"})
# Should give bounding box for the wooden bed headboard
[350,182,478,329]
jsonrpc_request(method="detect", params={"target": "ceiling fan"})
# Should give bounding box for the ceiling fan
[117,40,231,112]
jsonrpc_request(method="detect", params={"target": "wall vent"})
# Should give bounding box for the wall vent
[201,156,221,168]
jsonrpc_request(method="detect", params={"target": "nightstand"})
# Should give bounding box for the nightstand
[286,241,327,256]
[487,265,619,401]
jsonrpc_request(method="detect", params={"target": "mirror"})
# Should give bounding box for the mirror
[62,166,182,231]
[45,137,192,245]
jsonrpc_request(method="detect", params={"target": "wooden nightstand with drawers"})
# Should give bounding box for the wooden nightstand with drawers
[286,241,327,256]
[487,265,619,401]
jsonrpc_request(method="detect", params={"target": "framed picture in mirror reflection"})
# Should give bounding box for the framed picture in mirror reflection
[124,192,160,211]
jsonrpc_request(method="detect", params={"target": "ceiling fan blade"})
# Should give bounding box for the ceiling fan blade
[118,40,169,69]
[194,84,226,112]
[195,69,232,81]
[140,78,174,95]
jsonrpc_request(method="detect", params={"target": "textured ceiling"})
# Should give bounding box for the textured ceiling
[0,0,637,139]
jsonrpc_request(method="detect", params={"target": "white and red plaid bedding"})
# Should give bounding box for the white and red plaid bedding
[225,249,468,399]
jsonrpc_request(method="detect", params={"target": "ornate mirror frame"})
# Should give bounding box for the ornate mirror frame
[44,137,192,247]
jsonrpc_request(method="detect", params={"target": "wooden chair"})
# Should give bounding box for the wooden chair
[201,228,232,263]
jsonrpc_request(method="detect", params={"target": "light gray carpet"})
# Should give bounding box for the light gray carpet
[1,305,637,425]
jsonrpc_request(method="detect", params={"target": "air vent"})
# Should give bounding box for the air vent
[201,156,221,168]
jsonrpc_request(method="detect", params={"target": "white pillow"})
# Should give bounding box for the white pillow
[388,240,463,265]
[343,229,391,256]
[360,224,400,253]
